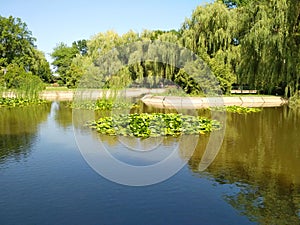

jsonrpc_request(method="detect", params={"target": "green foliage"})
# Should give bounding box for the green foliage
[211,105,262,113]
[45,86,69,91]
[15,74,45,99]
[237,0,300,97]
[288,92,300,108]
[180,2,239,93]
[3,63,27,88]
[51,42,79,84]
[205,50,237,94]
[51,40,87,86]
[53,23,234,94]
[30,50,52,83]
[174,69,202,95]
[0,73,46,107]
[225,105,261,113]
[2,62,44,98]
[0,16,52,83]
[87,113,221,138]
[49,0,299,97]
[0,16,36,66]
[0,97,47,108]
[71,98,132,111]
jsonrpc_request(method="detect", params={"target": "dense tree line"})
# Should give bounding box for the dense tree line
[241,0,300,96]
[1,0,299,97]
[51,0,299,97]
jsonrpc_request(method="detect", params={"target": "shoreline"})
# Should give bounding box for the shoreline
[2,90,288,107]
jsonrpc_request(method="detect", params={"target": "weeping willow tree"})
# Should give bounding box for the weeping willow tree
[58,0,299,97]
[180,2,238,93]
[58,4,240,93]
[69,31,135,89]
[237,0,300,96]
[83,29,184,90]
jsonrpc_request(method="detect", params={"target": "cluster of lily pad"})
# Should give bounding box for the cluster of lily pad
[87,113,221,138]
[225,105,261,113]
[71,99,135,111]
[0,97,47,108]
[211,105,261,114]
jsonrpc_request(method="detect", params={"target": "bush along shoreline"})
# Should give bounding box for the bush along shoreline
[0,74,47,108]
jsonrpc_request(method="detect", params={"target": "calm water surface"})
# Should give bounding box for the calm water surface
[0,102,299,225]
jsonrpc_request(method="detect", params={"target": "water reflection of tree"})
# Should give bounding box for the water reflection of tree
[97,134,185,150]
[0,104,50,163]
[188,107,300,224]
[54,101,73,128]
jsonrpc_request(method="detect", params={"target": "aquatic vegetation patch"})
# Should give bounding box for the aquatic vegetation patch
[288,95,300,109]
[225,106,261,113]
[71,99,137,111]
[211,105,261,114]
[0,97,47,108]
[87,113,221,138]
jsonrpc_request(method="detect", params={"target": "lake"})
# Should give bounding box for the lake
[0,102,299,225]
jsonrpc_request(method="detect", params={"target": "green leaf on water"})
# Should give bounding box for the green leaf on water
[86,113,221,138]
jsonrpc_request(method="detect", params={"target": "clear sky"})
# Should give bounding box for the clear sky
[1,0,212,62]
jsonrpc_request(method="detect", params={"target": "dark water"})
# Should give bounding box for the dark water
[0,102,299,225]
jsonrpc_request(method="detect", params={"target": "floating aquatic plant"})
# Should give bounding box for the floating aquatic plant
[87,113,221,138]
[0,97,47,108]
[225,106,261,114]
[71,99,136,111]
[210,105,261,114]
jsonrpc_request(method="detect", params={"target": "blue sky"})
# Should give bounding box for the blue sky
[1,0,212,62]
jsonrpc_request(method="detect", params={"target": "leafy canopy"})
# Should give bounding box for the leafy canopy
[0,15,52,86]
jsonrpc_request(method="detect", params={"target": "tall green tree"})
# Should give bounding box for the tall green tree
[51,42,78,84]
[0,15,52,86]
[0,16,36,66]
[88,30,122,61]
[59,0,299,96]
[180,2,238,93]
[51,40,87,85]
[237,0,300,96]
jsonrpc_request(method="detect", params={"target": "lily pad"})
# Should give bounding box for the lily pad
[87,113,221,138]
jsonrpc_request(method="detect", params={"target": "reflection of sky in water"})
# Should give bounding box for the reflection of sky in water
[49,101,60,118]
